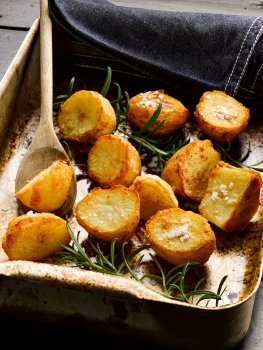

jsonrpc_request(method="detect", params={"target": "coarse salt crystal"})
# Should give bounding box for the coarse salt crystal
[160,224,190,241]
[211,191,219,201]
[27,210,36,216]
[219,184,228,196]
[229,182,234,189]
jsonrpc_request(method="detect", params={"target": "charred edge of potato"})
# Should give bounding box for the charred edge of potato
[2,213,70,261]
[130,174,178,221]
[199,161,262,232]
[15,159,73,212]
[75,185,140,243]
[144,208,216,265]
[194,90,250,144]
[57,90,116,143]
[162,139,221,202]
[87,134,142,187]
[127,90,190,136]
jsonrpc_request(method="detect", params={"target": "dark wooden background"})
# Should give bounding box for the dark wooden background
[0,1,263,349]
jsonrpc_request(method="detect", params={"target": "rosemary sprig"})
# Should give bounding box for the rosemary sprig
[118,120,190,173]
[141,254,227,306]
[56,224,227,307]
[215,141,263,172]
[56,222,149,276]
[100,66,112,97]
[61,141,74,162]
[53,77,76,112]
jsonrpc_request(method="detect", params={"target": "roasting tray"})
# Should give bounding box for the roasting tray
[0,4,263,350]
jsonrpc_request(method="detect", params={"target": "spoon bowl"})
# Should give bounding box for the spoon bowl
[15,0,77,217]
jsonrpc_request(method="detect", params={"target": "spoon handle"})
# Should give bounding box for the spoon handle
[32,0,64,152]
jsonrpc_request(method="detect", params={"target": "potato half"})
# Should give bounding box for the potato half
[194,90,250,143]
[127,90,190,136]
[162,139,221,202]
[2,213,70,261]
[75,185,140,243]
[130,174,178,221]
[199,161,262,232]
[57,90,116,143]
[145,208,216,265]
[87,134,141,187]
[15,159,73,212]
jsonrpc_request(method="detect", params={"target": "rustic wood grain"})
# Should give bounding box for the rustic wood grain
[0,0,39,28]
[0,29,28,79]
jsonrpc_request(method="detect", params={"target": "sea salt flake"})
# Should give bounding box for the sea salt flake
[211,191,219,201]
[27,210,36,216]
[219,184,228,196]
[160,224,190,241]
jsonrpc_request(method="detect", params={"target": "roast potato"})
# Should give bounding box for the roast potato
[127,90,190,136]
[130,174,178,221]
[57,90,116,143]
[162,139,221,202]
[199,161,262,232]
[87,134,141,187]
[2,212,70,261]
[15,159,73,212]
[75,185,140,243]
[144,208,216,265]
[194,90,250,143]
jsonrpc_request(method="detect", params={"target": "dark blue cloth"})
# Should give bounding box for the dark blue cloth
[48,0,263,106]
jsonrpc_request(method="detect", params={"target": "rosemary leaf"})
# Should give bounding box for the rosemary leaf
[138,102,162,135]
[215,142,263,172]
[100,66,112,97]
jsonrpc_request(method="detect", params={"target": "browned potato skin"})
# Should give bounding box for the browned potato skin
[2,213,70,261]
[15,160,73,212]
[130,174,178,221]
[194,90,250,144]
[57,90,116,143]
[127,90,190,136]
[75,185,140,243]
[162,139,221,202]
[199,161,262,232]
[87,135,142,187]
[145,208,216,265]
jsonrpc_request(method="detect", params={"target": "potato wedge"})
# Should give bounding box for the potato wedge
[15,159,73,212]
[87,134,141,187]
[127,90,190,135]
[130,174,178,221]
[162,139,221,202]
[75,185,140,243]
[199,161,262,232]
[2,213,70,261]
[57,90,116,143]
[145,208,216,265]
[194,90,250,143]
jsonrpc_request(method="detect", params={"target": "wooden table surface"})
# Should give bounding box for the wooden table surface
[0,1,263,349]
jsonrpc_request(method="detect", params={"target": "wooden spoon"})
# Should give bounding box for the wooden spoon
[15,0,77,216]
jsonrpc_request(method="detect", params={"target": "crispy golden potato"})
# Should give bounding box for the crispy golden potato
[130,174,178,221]
[194,90,250,143]
[127,90,190,136]
[15,160,73,212]
[2,213,70,261]
[162,139,221,202]
[57,90,116,143]
[145,208,216,265]
[87,134,141,187]
[75,185,140,243]
[199,161,262,232]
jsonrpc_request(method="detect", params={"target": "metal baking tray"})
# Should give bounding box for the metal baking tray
[0,4,262,350]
